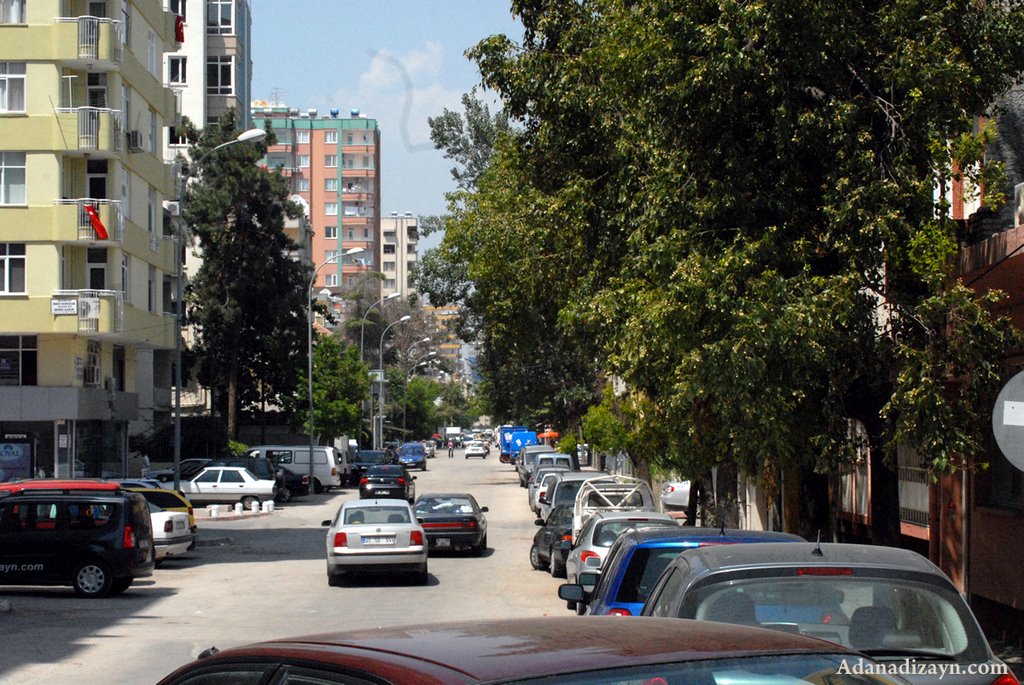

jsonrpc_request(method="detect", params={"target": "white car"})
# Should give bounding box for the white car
[464,440,489,459]
[661,479,691,509]
[322,499,428,585]
[179,466,277,508]
[148,502,193,563]
[564,511,678,586]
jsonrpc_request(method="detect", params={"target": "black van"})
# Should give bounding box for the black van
[0,480,156,598]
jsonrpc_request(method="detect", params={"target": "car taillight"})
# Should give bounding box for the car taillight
[580,550,600,562]
[187,506,194,517]
[396,477,406,485]
[123,525,136,550]
[606,608,632,616]
[561,533,573,543]
[302,475,309,484]
[331,467,337,476]
[359,477,368,486]
[410,531,424,546]
[992,674,1020,685]
[333,532,348,547]
[164,520,174,533]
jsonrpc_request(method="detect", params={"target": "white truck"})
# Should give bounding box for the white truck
[444,426,463,446]
[572,474,657,540]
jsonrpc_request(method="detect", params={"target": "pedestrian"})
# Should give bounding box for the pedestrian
[447,440,454,458]
[140,453,151,478]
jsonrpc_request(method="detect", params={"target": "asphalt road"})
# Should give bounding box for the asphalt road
[0,448,572,683]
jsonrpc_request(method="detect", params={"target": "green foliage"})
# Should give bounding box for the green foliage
[227,440,247,457]
[290,335,371,444]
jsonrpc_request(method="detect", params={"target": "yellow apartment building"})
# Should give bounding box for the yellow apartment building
[0,1,179,480]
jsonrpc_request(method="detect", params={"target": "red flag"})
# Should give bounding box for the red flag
[84,204,108,240]
[175,15,184,43]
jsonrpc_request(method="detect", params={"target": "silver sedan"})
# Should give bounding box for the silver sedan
[564,511,679,585]
[322,499,428,586]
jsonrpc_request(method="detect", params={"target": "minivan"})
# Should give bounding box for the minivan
[0,480,155,598]
[244,445,349,492]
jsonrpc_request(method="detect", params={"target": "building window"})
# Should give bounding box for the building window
[149,109,157,153]
[0,335,36,385]
[324,130,337,144]
[168,126,187,146]
[147,31,158,76]
[363,227,369,239]
[383,261,395,272]
[169,56,187,84]
[170,0,187,22]
[0,152,26,205]
[296,130,309,144]
[0,63,25,112]
[87,73,106,107]
[325,250,338,264]
[207,0,232,34]
[324,178,338,192]
[324,155,337,168]
[0,243,25,294]
[324,226,337,239]
[0,0,25,23]
[298,154,309,168]
[383,244,396,255]
[206,55,232,95]
[325,203,338,216]
[296,178,310,191]
[88,248,107,290]
[325,273,338,287]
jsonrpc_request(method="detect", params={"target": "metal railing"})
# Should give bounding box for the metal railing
[54,16,125,62]
[53,289,124,333]
[54,198,123,242]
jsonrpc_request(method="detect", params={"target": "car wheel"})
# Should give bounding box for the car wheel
[415,563,429,585]
[472,534,487,557]
[240,495,259,510]
[327,571,344,587]
[72,560,114,598]
[529,543,547,571]
[313,479,323,494]
[275,486,293,503]
[109,577,133,595]
[549,549,564,578]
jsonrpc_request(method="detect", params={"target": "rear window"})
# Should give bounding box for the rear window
[366,465,403,477]
[140,491,186,509]
[344,505,410,525]
[553,480,586,506]
[267,449,294,465]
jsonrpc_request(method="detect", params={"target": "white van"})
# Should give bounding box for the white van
[244,445,349,493]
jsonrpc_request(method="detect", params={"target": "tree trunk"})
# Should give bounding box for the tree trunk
[868,422,901,545]
[227,353,239,442]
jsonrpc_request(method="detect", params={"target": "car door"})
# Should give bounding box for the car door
[219,469,248,497]
[0,499,63,584]
[188,468,222,501]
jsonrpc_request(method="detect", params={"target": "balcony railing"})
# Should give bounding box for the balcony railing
[52,289,124,333]
[54,198,124,242]
[54,107,124,154]
[54,16,125,62]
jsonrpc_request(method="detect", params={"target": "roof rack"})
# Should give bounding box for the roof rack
[0,479,124,496]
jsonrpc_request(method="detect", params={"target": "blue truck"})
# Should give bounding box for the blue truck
[499,426,537,464]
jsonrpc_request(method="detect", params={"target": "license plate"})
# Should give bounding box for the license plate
[362,535,395,546]
[436,538,451,548]
[375,490,392,497]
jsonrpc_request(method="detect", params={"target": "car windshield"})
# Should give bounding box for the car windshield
[594,520,674,547]
[507,653,901,685]
[344,505,409,525]
[415,497,474,514]
[553,480,587,506]
[684,576,987,661]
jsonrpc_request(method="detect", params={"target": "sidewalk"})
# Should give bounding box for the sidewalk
[193,504,272,523]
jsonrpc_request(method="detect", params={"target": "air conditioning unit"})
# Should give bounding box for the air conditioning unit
[165,201,180,216]
[126,130,143,152]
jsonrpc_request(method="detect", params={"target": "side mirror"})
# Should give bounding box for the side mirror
[320,519,332,527]
[480,506,489,512]
[535,518,544,526]
[578,571,600,593]
[539,496,549,505]
[558,584,585,603]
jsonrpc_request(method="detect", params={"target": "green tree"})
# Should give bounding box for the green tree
[291,336,370,444]
[184,112,307,440]
[460,0,1024,539]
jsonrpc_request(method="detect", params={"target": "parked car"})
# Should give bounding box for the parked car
[413,493,488,555]
[397,442,428,471]
[147,502,192,563]
[561,527,804,616]
[571,474,657,539]
[529,503,574,577]
[661,479,691,509]
[535,452,579,472]
[111,478,163,489]
[516,445,559,487]
[126,486,197,545]
[463,440,489,459]
[321,498,427,585]
[640,541,1008,685]
[244,445,348,492]
[350,449,396,481]
[564,510,679,585]
[527,466,571,515]
[157,615,909,685]
[538,471,607,522]
[150,458,211,483]
[207,456,285,498]
[178,466,277,508]
[0,480,155,598]
[274,468,310,503]
[358,464,416,503]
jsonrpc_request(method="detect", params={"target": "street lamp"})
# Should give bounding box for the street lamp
[360,292,400,363]
[173,128,267,491]
[375,314,411,449]
[307,247,364,488]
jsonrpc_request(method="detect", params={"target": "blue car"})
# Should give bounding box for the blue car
[560,526,804,616]
[397,442,427,471]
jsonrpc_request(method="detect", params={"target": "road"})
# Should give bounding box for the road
[0,448,572,683]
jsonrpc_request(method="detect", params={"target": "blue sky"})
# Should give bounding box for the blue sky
[250,1,521,249]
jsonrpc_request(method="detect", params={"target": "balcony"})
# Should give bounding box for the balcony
[51,290,124,334]
[53,16,125,66]
[54,107,124,157]
[53,199,124,243]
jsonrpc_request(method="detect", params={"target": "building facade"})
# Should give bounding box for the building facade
[251,104,381,296]
[0,0,180,479]
[380,212,418,299]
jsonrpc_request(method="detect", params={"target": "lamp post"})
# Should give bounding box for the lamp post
[173,128,266,491]
[375,315,411,449]
[359,291,399,444]
[307,247,364,489]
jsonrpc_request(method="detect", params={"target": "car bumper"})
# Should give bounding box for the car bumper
[328,548,427,571]
[155,534,194,559]
[424,530,484,551]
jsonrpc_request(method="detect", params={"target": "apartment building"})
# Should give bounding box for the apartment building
[251,104,381,297]
[380,212,419,299]
[0,1,180,479]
